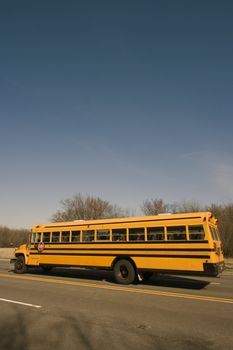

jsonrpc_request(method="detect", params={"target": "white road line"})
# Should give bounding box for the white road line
[0,297,42,308]
[211,282,221,285]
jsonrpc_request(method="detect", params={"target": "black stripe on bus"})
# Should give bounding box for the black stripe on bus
[29,252,210,259]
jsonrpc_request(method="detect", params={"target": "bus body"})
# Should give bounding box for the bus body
[13,212,225,284]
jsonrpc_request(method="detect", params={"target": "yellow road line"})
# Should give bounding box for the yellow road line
[0,273,233,305]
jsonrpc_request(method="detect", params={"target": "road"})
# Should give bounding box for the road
[0,260,233,350]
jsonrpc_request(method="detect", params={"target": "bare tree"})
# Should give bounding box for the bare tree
[208,203,233,257]
[141,198,203,216]
[51,194,125,222]
[170,200,203,213]
[0,226,29,247]
[141,198,169,216]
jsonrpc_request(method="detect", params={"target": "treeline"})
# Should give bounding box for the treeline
[0,226,29,248]
[209,204,233,257]
[1,194,233,256]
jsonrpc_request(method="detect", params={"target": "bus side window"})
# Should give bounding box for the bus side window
[71,231,80,242]
[61,231,70,242]
[97,229,110,240]
[167,226,186,240]
[210,226,218,241]
[52,232,60,243]
[189,226,205,240]
[82,230,94,242]
[112,229,126,242]
[31,232,41,243]
[147,227,165,241]
[128,228,145,241]
[43,232,51,242]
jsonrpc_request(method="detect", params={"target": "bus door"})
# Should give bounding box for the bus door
[29,232,42,265]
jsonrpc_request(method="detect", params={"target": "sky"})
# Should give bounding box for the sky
[0,0,233,228]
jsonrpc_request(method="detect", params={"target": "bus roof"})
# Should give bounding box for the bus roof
[33,212,216,230]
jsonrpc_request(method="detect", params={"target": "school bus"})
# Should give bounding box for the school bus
[12,212,225,284]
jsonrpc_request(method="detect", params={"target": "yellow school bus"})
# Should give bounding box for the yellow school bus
[13,212,225,284]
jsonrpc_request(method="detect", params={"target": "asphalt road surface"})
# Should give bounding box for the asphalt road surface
[0,260,233,350]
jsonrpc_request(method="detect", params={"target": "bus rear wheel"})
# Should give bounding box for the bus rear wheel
[14,256,27,274]
[114,259,136,284]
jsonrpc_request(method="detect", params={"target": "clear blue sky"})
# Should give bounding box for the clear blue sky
[0,0,233,228]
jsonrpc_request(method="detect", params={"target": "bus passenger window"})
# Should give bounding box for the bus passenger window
[97,229,110,240]
[71,231,80,242]
[52,232,60,242]
[129,228,145,241]
[43,232,51,242]
[31,232,41,243]
[167,226,186,240]
[189,226,205,240]
[61,231,70,242]
[147,227,164,241]
[215,228,221,241]
[112,229,126,242]
[82,230,94,242]
[31,233,36,243]
[210,226,218,241]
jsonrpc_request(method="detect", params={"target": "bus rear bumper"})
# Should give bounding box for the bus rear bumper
[203,262,225,276]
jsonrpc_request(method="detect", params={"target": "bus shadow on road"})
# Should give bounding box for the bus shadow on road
[26,266,116,282]
[25,267,210,290]
[143,274,210,290]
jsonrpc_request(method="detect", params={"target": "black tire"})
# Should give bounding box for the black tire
[14,256,27,274]
[113,259,136,284]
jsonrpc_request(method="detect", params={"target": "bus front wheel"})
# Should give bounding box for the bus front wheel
[14,256,27,274]
[113,259,136,284]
